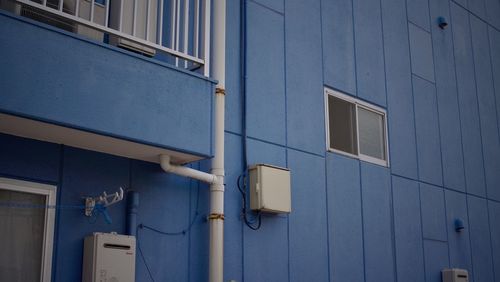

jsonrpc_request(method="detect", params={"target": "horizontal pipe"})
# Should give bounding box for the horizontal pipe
[160,155,217,184]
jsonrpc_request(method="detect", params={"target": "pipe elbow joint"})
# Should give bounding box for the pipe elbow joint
[159,154,174,173]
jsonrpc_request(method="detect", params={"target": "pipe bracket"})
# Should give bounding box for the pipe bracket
[215,87,226,95]
[208,213,225,221]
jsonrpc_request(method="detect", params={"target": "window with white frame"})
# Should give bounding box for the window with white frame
[0,178,56,282]
[325,88,389,166]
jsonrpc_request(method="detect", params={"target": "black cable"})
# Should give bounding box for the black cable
[135,178,201,280]
[237,173,262,230]
[136,225,155,282]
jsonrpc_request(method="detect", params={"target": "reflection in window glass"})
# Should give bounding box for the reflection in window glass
[0,190,46,282]
[328,96,357,155]
[358,107,385,160]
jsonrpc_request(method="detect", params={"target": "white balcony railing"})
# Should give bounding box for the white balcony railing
[3,0,210,76]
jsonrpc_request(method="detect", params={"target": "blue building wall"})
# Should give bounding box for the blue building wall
[1,0,500,281]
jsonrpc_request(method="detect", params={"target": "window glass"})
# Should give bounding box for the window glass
[358,107,385,160]
[0,189,46,282]
[328,95,357,155]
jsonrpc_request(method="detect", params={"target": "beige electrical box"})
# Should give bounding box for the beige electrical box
[249,164,291,213]
[82,232,136,282]
[442,268,469,282]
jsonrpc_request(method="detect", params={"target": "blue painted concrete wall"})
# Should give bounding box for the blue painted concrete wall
[0,12,215,158]
[1,0,500,281]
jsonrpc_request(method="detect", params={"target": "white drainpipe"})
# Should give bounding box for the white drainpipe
[160,1,226,281]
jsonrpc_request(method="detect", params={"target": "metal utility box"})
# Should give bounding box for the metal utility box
[442,268,469,282]
[249,164,291,213]
[82,232,136,282]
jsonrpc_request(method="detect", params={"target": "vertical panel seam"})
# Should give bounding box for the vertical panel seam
[426,0,445,188]
[52,144,65,282]
[486,200,497,281]
[404,0,421,182]
[417,183,428,281]
[318,0,332,281]
[282,1,290,281]
[466,194,476,279]
[351,0,359,97]
[486,26,500,157]
[468,12,489,200]
[449,2,471,196]
[359,162,367,282]
[442,188,452,268]
[389,175,398,282]
[378,0,396,279]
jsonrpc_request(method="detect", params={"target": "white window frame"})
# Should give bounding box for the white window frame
[324,88,389,167]
[0,177,57,282]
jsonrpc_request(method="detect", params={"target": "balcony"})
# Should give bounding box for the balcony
[0,0,215,164]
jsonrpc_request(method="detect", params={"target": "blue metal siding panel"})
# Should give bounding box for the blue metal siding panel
[285,0,325,156]
[225,0,242,134]
[407,0,431,31]
[55,148,129,282]
[468,196,495,282]
[188,162,210,282]
[485,0,500,29]
[468,0,487,20]
[423,240,450,282]
[321,0,357,95]
[381,0,418,179]
[489,200,500,281]
[353,0,387,106]
[451,2,487,197]
[409,23,436,82]
[326,153,364,282]
[470,16,500,202]
[445,189,473,273]
[243,138,288,282]
[130,160,193,282]
[420,184,447,241]
[0,133,60,183]
[392,176,425,282]
[488,27,500,201]
[361,162,395,282]
[413,76,443,186]
[251,0,283,13]
[0,13,213,158]
[246,2,286,145]
[221,133,243,282]
[454,0,468,8]
[288,150,328,282]
[429,0,466,192]
[491,29,500,133]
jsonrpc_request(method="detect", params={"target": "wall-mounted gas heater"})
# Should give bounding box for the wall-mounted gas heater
[82,232,136,282]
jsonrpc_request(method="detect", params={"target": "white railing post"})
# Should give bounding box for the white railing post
[183,0,189,68]
[12,0,209,75]
[157,0,164,45]
[201,0,211,77]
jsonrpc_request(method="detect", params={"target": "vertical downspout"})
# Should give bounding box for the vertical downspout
[126,191,139,236]
[210,1,226,282]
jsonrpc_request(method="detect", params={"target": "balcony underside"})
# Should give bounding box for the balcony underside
[0,113,204,164]
[0,11,215,164]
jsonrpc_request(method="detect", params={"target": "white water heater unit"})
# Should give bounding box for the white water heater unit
[82,232,136,282]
